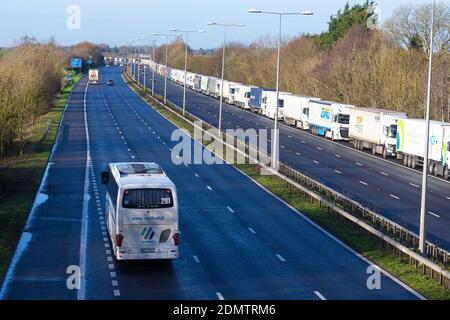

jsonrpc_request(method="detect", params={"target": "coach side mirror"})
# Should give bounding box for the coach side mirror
[101,171,109,185]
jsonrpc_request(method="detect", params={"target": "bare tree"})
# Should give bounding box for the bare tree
[384,2,450,56]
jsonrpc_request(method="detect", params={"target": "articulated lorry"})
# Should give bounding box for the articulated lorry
[349,107,407,158]
[88,69,99,85]
[308,100,353,141]
[283,95,321,130]
[261,91,291,120]
[396,119,450,179]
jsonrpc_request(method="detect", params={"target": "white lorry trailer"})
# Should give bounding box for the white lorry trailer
[349,107,407,158]
[261,91,291,120]
[308,100,353,141]
[396,119,450,179]
[88,68,99,85]
[232,84,254,110]
[283,95,321,130]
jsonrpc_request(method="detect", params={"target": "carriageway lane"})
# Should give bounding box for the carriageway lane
[0,78,114,299]
[132,66,450,251]
[101,67,420,299]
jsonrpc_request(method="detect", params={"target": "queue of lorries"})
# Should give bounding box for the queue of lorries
[137,60,450,180]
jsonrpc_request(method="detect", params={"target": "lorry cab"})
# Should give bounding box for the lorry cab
[101,162,179,260]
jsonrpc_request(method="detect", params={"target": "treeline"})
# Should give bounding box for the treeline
[0,40,66,159]
[153,1,449,122]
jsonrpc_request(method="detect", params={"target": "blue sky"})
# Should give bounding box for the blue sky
[0,0,432,48]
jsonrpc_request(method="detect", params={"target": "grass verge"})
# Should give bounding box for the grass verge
[125,73,450,300]
[0,71,82,282]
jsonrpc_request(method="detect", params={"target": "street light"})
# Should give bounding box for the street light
[207,22,244,132]
[419,0,436,255]
[248,9,313,170]
[170,28,205,116]
[153,33,182,104]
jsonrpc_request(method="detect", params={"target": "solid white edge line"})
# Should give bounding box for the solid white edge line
[127,71,425,300]
[78,81,90,300]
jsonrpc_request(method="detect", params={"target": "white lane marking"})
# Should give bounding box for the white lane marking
[314,291,326,300]
[316,147,322,150]
[248,227,256,234]
[335,154,341,158]
[296,152,301,156]
[77,82,90,301]
[410,183,420,188]
[380,172,389,176]
[428,211,440,218]
[108,264,115,270]
[355,162,363,166]
[216,292,225,300]
[313,160,319,164]
[110,272,116,278]
[390,194,400,200]
[194,173,200,178]
[206,185,213,191]
[301,140,306,144]
[193,256,200,263]
[281,145,285,149]
[359,181,368,186]
[114,290,121,297]
[446,196,450,200]
[334,170,342,174]
[276,254,286,262]
[112,280,118,287]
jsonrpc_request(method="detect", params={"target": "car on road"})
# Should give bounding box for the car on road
[101,162,180,260]
[107,79,114,86]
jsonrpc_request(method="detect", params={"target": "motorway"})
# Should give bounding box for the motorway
[134,65,450,252]
[0,66,421,299]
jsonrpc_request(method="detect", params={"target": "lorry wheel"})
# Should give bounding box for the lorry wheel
[433,164,439,176]
[382,147,387,159]
[444,166,449,180]
[429,162,435,175]
[407,155,412,167]
[411,156,416,169]
[403,155,408,166]
[372,145,376,155]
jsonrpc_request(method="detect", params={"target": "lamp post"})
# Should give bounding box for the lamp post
[170,28,205,116]
[419,0,436,254]
[153,33,182,104]
[248,9,313,170]
[207,22,244,132]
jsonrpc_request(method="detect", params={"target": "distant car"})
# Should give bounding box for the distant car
[107,79,114,86]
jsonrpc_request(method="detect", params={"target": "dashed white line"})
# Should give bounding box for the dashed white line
[314,291,326,300]
[227,206,235,213]
[355,162,363,166]
[446,196,450,200]
[193,255,200,263]
[276,254,286,262]
[410,183,420,188]
[313,160,320,164]
[110,272,116,278]
[380,172,389,176]
[248,227,256,234]
[296,152,301,156]
[316,147,322,150]
[390,194,400,200]
[301,140,306,144]
[335,154,341,158]
[194,173,200,178]
[334,170,342,174]
[359,181,368,186]
[216,292,225,300]
[112,280,118,287]
[206,186,213,191]
[113,290,121,297]
[428,211,440,218]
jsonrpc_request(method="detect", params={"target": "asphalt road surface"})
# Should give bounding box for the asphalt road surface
[0,67,422,300]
